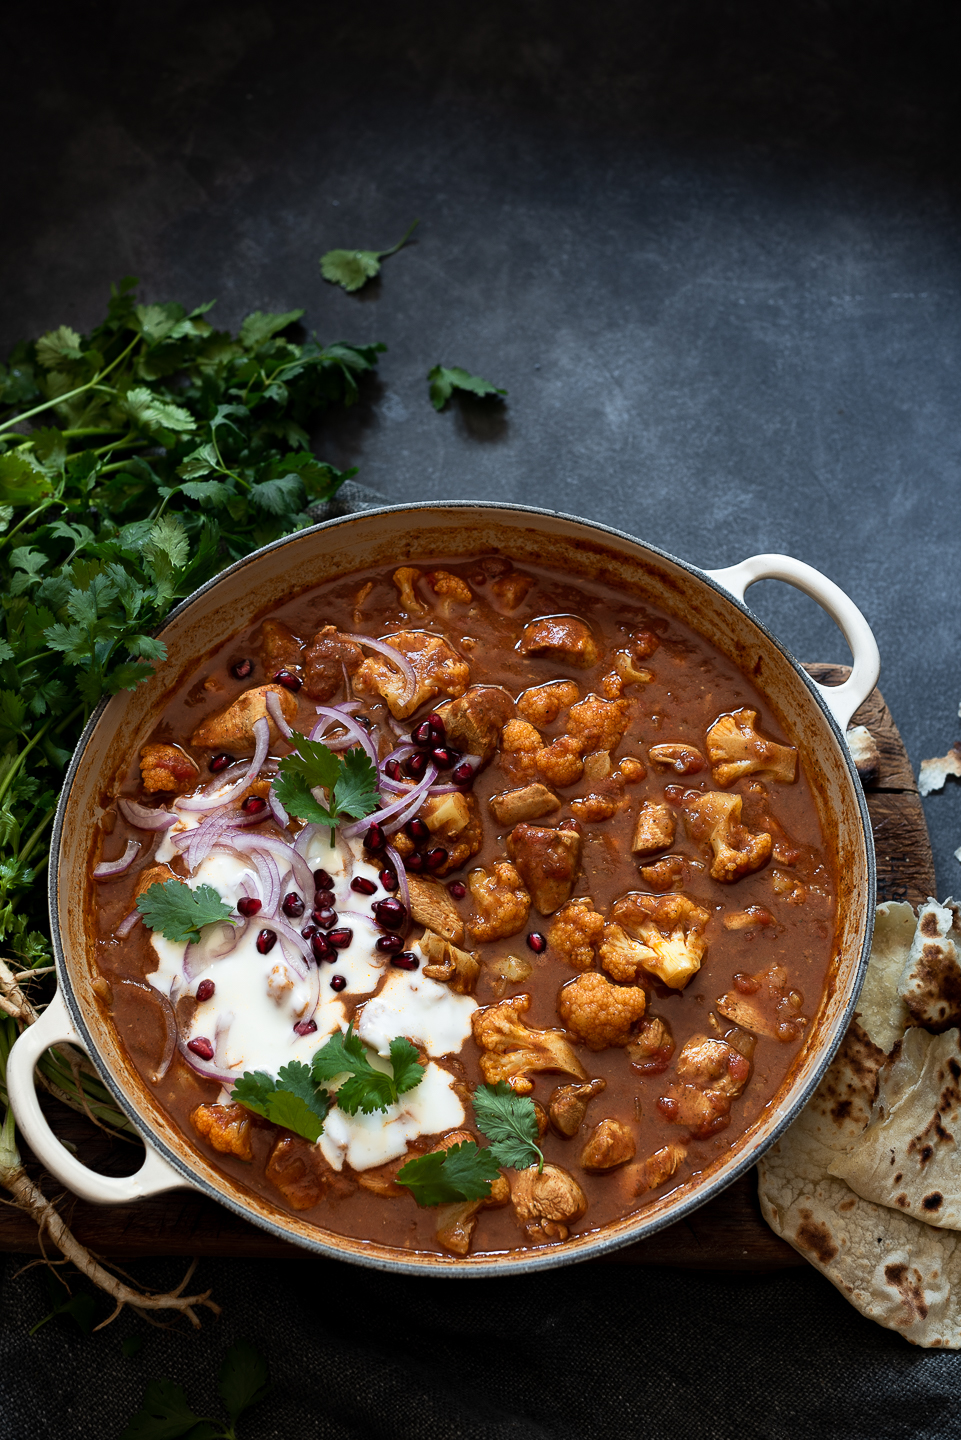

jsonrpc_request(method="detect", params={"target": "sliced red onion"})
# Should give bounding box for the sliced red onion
[117,799,178,832]
[269,789,290,829]
[93,838,140,880]
[427,754,483,795]
[309,706,379,769]
[173,811,267,873]
[336,632,416,707]
[177,716,270,812]
[196,758,277,797]
[114,977,177,1083]
[266,688,294,741]
[259,913,311,974]
[183,920,244,982]
[225,832,314,900]
[384,842,410,916]
[342,763,436,838]
[116,908,141,938]
[176,1032,238,1087]
[280,935,319,1016]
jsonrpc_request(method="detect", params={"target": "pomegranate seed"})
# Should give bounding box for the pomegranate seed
[301,923,317,940]
[351,876,377,896]
[379,867,398,891]
[451,762,475,787]
[273,669,302,692]
[311,933,333,963]
[313,868,333,890]
[294,1019,317,1036]
[329,927,353,949]
[209,752,234,774]
[237,897,262,917]
[376,933,404,953]
[282,892,305,918]
[447,881,467,900]
[314,889,335,907]
[405,818,429,844]
[256,929,277,955]
[527,932,548,954]
[427,712,446,743]
[330,974,347,992]
[196,979,215,1002]
[187,1037,214,1060]
[425,846,447,872]
[241,795,267,815]
[405,751,429,780]
[412,720,433,747]
[384,759,403,781]
[373,897,407,931]
[390,952,419,971]
[405,853,425,873]
[231,658,253,679]
[313,907,337,930]
[364,823,386,852]
[431,747,455,769]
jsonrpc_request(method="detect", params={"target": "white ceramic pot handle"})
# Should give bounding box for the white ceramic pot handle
[704,553,880,732]
[6,988,189,1204]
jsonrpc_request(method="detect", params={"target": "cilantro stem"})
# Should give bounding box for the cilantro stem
[0,497,61,555]
[0,335,139,437]
[382,218,420,257]
[19,809,55,866]
[0,719,55,809]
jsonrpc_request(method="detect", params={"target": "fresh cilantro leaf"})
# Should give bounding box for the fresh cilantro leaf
[321,220,419,293]
[0,452,52,507]
[397,1141,500,1207]
[135,879,234,944]
[277,731,341,792]
[122,387,197,438]
[333,746,380,819]
[239,309,304,349]
[428,365,507,412]
[311,1023,422,1115]
[218,1339,271,1424]
[473,1081,544,1172]
[118,1377,206,1440]
[388,1036,425,1096]
[35,325,83,369]
[231,1062,330,1143]
[271,769,334,826]
[273,732,378,830]
[29,1268,99,1336]
[248,473,304,514]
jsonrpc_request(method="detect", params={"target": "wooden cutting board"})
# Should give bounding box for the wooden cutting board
[0,665,934,1268]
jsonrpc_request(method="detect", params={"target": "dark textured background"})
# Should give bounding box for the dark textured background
[3,2,961,1435]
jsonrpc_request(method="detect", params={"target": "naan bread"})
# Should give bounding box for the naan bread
[896,900,961,1032]
[830,1027,961,1230]
[854,901,913,1054]
[918,745,961,797]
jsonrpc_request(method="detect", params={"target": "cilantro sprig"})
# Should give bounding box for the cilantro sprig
[230,1061,331,1144]
[428,365,507,412]
[473,1082,545,1172]
[310,1023,423,1115]
[119,1340,269,1440]
[135,878,234,945]
[272,731,379,836]
[396,1141,501,1207]
[321,219,420,293]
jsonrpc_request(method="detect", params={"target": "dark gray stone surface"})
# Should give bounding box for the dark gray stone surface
[3,3,961,1433]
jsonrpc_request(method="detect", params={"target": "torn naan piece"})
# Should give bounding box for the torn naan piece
[855,900,914,1054]
[918,745,961,797]
[896,900,961,1032]
[758,1023,961,1348]
[830,1028,961,1230]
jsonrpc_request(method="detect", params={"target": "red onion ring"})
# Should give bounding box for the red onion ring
[269,789,290,829]
[309,707,379,770]
[225,833,314,900]
[93,838,140,880]
[336,633,417,707]
[342,763,436,838]
[177,716,270,812]
[384,842,410,916]
[183,920,244,982]
[258,913,311,974]
[176,1034,238,1088]
[117,799,178,832]
[116,909,141,938]
[265,688,294,741]
[116,977,178,1083]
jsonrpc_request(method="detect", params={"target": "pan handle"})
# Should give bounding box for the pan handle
[704,553,880,732]
[6,988,191,1204]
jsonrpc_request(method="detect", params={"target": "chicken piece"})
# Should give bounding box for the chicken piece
[723,905,775,931]
[265,1133,343,1210]
[517,681,580,727]
[547,898,606,970]
[674,1034,752,1097]
[656,1083,733,1139]
[418,931,481,994]
[260,618,304,679]
[429,1128,511,1255]
[706,708,797,788]
[614,651,654,686]
[302,625,363,703]
[354,631,470,719]
[139,744,201,794]
[471,992,587,1092]
[518,616,600,669]
[605,893,710,990]
[683,791,773,883]
[582,750,612,783]
[419,791,483,872]
[407,876,466,945]
[626,1015,675,1074]
[434,685,515,764]
[466,862,531,942]
[427,570,473,605]
[631,801,675,856]
[771,869,807,904]
[489,783,561,827]
[190,1102,253,1161]
[716,964,808,1042]
[536,735,585,788]
[638,855,709,892]
[511,1163,588,1243]
[557,971,647,1051]
[487,952,534,996]
[648,743,706,776]
[506,822,582,916]
[635,1141,687,1195]
[392,566,427,614]
[489,571,535,611]
[135,862,176,899]
[548,1077,607,1136]
[570,794,619,822]
[566,696,630,754]
[191,684,297,749]
[580,1118,636,1172]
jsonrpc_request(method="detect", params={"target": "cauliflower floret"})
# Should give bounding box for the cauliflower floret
[419,791,483,872]
[471,992,587,1092]
[706,708,797,787]
[466,861,531,942]
[683,791,773,883]
[604,893,710,990]
[190,1103,253,1161]
[536,734,585,788]
[556,971,646,1051]
[510,1163,588,1242]
[139,744,200,794]
[506,822,582,915]
[499,719,584,789]
[631,800,675,856]
[548,1077,607,1136]
[191,684,297,749]
[354,631,470,719]
[547,898,606,970]
[392,566,427,614]
[517,680,580,726]
[580,1118,636,1172]
[418,931,480,994]
[570,793,619,822]
[427,570,473,606]
[518,616,599,669]
[566,696,630,753]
